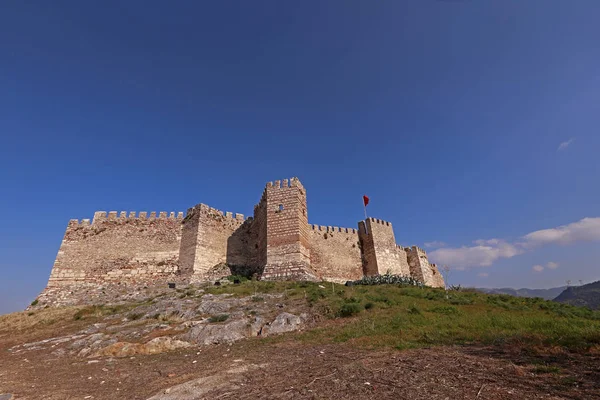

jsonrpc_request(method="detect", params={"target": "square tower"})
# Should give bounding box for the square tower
[358,218,410,276]
[260,178,316,280]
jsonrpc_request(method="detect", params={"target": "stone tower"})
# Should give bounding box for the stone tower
[260,178,316,280]
[406,246,444,287]
[358,218,410,276]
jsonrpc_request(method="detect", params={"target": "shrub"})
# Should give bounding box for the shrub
[364,302,375,310]
[30,299,39,307]
[227,275,248,283]
[208,314,229,323]
[128,312,144,320]
[429,306,460,315]
[251,296,264,302]
[350,273,424,287]
[337,303,363,317]
[408,304,422,315]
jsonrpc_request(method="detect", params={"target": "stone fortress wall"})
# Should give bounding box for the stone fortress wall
[45,177,444,289]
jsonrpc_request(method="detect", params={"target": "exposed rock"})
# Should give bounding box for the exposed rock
[92,337,192,358]
[261,312,304,336]
[184,317,264,345]
[0,394,12,400]
[197,300,232,315]
[146,363,265,400]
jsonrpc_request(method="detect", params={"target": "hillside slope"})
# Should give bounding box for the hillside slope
[554,280,600,309]
[475,286,566,300]
[1,280,599,399]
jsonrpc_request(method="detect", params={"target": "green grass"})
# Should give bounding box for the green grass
[189,280,600,353]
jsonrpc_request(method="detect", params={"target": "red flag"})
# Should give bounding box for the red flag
[363,195,370,207]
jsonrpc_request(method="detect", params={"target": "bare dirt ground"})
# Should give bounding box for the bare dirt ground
[2,284,599,399]
[1,325,599,400]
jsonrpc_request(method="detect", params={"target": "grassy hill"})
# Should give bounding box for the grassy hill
[285,282,600,352]
[2,280,600,398]
[554,280,600,310]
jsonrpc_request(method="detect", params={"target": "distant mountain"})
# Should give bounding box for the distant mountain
[474,286,567,300]
[554,281,600,310]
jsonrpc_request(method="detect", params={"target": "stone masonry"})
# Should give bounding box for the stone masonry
[44,177,444,289]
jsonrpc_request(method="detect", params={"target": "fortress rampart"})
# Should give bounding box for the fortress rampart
[45,177,444,289]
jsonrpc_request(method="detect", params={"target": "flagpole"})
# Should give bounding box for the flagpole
[363,195,369,234]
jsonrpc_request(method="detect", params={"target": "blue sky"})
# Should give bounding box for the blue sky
[1,1,599,314]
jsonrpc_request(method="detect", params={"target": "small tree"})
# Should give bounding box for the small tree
[441,265,451,291]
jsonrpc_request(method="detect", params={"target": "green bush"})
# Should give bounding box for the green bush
[350,273,424,287]
[208,314,230,323]
[30,299,39,307]
[337,303,363,317]
[408,304,422,315]
[227,275,249,283]
[364,302,375,310]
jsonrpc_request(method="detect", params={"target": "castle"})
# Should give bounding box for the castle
[45,178,444,289]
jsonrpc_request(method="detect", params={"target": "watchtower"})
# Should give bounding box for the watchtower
[259,178,316,280]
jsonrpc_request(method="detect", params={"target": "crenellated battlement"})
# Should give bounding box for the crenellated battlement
[406,245,427,255]
[395,244,406,252]
[310,224,357,234]
[258,177,304,207]
[265,177,304,190]
[367,217,393,227]
[90,211,184,225]
[184,203,247,223]
[67,219,91,227]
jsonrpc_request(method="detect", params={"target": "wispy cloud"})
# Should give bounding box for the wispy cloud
[523,217,600,247]
[429,217,600,269]
[478,272,489,278]
[532,265,545,273]
[429,239,522,269]
[424,241,446,248]
[546,261,559,270]
[557,138,575,151]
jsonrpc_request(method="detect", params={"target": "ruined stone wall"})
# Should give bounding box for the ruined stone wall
[429,263,445,288]
[308,225,362,283]
[358,221,377,276]
[262,178,315,280]
[406,246,444,287]
[178,204,249,281]
[48,211,184,287]
[358,218,410,276]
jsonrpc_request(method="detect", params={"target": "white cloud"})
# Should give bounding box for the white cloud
[532,265,545,272]
[478,272,489,278]
[523,217,600,247]
[429,239,522,268]
[557,138,575,151]
[546,261,559,270]
[428,217,599,270]
[424,241,446,248]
